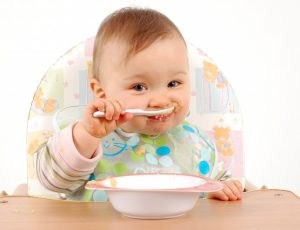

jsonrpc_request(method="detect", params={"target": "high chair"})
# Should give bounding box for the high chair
[26,37,247,200]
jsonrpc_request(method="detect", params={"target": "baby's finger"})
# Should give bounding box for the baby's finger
[222,182,238,201]
[86,99,105,117]
[208,190,229,201]
[227,180,242,200]
[233,180,244,192]
[112,99,124,120]
[102,99,116,120]
[93,98,108,109]
[103,99,124,120]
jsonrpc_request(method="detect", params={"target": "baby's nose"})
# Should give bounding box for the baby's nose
[148,93,170,108]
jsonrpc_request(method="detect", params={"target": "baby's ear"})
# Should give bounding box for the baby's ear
[89,78,105,98]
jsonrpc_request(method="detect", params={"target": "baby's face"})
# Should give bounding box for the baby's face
[97,36,190,135]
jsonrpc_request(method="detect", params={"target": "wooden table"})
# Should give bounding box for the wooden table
[1,189,299,230]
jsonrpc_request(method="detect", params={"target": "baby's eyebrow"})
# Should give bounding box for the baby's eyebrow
[124,70,188,80]
[122,74,146,81]
[172,70,188,76]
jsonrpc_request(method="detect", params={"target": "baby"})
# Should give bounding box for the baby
[36,7,243,201]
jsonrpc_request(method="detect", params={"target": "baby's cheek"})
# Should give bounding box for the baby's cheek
[116,96,139,109]
[172,97,190,112]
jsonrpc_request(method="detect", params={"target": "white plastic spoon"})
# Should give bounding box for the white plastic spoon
[93,107,174,118]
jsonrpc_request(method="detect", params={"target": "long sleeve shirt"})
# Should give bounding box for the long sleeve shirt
[35,121,220,201]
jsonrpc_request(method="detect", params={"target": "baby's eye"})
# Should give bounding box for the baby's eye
[132,84,147,92]
[168,81,181,88]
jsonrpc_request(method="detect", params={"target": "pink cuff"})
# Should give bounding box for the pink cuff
[51,124,102,172]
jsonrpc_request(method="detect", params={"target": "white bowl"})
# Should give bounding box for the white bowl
[85,173,223,219]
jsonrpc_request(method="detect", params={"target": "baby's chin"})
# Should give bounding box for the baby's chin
[133,123,179,136]
[120,117,182,136]
[119,125,169,136]
[140,129,165,136]
[122,128,165,136]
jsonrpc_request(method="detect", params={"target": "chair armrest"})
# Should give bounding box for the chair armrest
[244,179,258,191]
[13,183,28,196]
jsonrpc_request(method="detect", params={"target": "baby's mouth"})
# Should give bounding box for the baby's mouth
[148,113,172,121]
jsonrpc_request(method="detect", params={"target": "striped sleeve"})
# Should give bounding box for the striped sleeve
[35,124,102,194]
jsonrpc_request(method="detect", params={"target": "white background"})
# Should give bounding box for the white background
[1,0,299,195]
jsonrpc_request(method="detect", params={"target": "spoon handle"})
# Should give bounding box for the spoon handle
[93,107,174,118]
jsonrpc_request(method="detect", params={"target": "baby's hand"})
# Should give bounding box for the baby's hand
[81,98,133,138]
[208,179,243,201]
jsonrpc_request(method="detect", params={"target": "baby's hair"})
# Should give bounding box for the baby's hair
[92,7,185,79]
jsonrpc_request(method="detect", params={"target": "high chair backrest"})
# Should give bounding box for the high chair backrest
[27,37,244,199]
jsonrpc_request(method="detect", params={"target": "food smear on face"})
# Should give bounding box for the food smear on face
[171,101,182,112]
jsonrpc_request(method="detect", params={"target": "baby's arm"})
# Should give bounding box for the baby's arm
[35,98,133,194]
[35,124,101,194]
